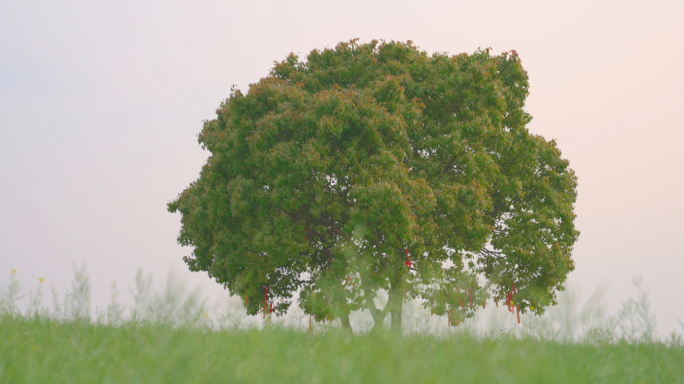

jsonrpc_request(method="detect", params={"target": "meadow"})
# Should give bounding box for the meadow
[2,318,683,383]
[2,267,683,383]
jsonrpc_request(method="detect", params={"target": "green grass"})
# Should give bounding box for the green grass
[1,318,683,383]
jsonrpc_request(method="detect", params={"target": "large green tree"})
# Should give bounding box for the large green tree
[168,39,579,332]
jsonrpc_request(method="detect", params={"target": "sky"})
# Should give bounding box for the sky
[1,0,683,334]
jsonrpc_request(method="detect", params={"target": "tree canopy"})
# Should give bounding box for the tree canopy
[168,39,579,331]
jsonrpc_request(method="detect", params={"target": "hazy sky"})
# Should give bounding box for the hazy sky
[1,0,682,334]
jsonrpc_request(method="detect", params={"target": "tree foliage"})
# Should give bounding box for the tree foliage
[168,39,579,331]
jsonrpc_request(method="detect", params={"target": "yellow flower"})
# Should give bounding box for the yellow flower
[11,268,17,275]
[38,277,45,283]
[530,306,535,310]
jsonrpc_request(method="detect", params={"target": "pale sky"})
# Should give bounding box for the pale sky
[1,0,683,334]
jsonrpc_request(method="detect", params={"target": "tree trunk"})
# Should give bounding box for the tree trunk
[388,281,404,333]
[369,303,386,333]
[389,299,403,333]
[358,265,387,333]
[340,310,352,331]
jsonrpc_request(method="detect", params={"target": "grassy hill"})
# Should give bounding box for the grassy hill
[2,317,682,384]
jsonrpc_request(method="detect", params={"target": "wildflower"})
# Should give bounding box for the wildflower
[11,268,17,275]
[38,277,45,283]
[530,306,535,310]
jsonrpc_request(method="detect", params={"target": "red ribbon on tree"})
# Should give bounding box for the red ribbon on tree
[512,283,520,323]
[509,283,517,313]
[456,287,465,309]
[264,286,269,318]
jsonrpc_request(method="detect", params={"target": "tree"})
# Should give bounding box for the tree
[168,39,579,332]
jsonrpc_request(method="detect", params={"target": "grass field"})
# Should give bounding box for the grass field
[2,317,683,384]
